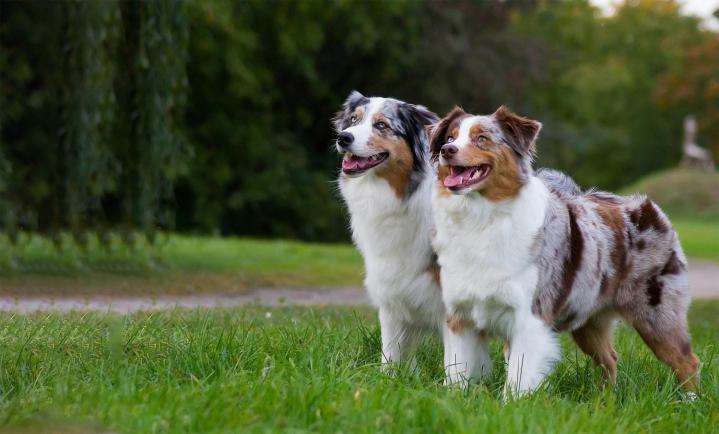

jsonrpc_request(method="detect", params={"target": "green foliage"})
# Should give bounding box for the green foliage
[0,304,717,432]
[62,1,121,232]
[180,0,430,240]
[1,0,718,244]
[0,0,189,243]
[516,0,709,188]
[126,0,190,234]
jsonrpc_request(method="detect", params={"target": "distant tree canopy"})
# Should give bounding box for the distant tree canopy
[0,0,188,244]
[1,0,717,243]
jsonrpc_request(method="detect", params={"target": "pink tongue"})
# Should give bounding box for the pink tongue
[342,156,371,171]
[444,167,476,188]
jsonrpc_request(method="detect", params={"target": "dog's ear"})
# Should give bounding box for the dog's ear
[428,107,466,161]
[407,104,439,128]
[332,90,369,130]
[344,90,367,111]
[493,106,542,158]
[397,103,439,172]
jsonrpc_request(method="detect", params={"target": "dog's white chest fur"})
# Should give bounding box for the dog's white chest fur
[341,174,442,326]
[432,177,550,335]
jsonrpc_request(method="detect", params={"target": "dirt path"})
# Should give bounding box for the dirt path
[0,287,371,313]
[686,259,719,299]
[1,259,717,313]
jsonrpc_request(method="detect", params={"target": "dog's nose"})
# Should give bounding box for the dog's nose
[337,132,354,148]
[441,144,458,158]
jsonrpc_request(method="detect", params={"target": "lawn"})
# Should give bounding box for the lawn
[1,218,717,294]
[673,219,719,261]
[0,303,717,433]
[0,236,363,294]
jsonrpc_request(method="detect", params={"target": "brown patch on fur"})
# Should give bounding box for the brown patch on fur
[429,262,441,287]
[599,274,610,296]
[449,127,459,140]
[572,319,618,383]
[661,250,684,275]
[593,201,629,297]
[370,132,413,198]
[468,124,492,148]
[633,199,669,233]
[479,147,524,201]
[646,275,663,306]
[437,165,453,197]
[493,105,541,157]
[587,192,622,204]
[447,314,472,335]
[451,144,523,201]
[554,312,577,332]
[554,204,584,315]
[636,239,646,250]
[632,326,701,392]
[681,341,692,356]
[354,106,366,121]
[429,107,469,160]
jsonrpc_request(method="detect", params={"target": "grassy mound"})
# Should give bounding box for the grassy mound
[621,168,719,219]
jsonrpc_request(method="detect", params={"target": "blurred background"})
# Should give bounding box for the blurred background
[0,0,717,288]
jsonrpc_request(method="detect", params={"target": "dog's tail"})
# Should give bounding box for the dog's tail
[535,168,581,197]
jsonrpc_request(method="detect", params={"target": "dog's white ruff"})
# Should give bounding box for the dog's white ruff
[432,176,560,395]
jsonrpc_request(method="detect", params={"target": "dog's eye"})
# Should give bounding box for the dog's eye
[375,121,387,130]
[447,137,455,143]
[350,115,358,124]
[477,135,488,142]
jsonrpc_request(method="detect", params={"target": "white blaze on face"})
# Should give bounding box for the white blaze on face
[452,116,494,150]
[341,98,385,157]
[451,116,480,150]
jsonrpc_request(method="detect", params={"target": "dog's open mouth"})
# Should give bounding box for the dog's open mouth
[342,152,389,175]
[444,164,492,190]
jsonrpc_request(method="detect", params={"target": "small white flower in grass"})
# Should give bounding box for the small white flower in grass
[265,312,272,319]
[261,355,275,379]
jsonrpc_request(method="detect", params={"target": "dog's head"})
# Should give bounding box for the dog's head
[333,91,438,196]
[429,106,541,201]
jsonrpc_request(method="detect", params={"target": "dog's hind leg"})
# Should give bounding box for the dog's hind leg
[619,268,700,392]
[571,312,618,383]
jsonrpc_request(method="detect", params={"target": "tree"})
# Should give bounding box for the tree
[655,35,719,159]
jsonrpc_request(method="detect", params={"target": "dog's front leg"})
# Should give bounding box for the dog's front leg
[378,307,418,371]
[504,315,560,398]
[443,317,491,387]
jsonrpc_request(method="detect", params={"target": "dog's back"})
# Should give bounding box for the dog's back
[533,179,699,391]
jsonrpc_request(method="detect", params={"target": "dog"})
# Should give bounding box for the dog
[333,91,447,368]
[429,105,700,396]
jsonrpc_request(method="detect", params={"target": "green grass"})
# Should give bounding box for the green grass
[0,235,364,293]
[2,217,717,295]
[621,167,719,220]
[672,220,719,261]
[163,236,362,286]
[0,303,717,433]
